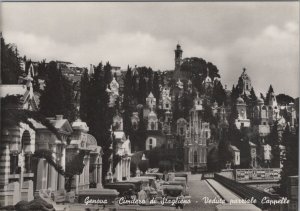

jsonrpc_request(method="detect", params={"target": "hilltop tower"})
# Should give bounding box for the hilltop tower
[175,44,183,71]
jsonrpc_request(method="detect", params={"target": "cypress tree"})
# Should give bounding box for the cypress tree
[265,85,274,104]
[268,121,281,168]
[79,69,89,122]
[1,36,22,84]
[39,61,77,122]
[39,61,65,118]
[212,81,226,105]
[279,126,299,196]
[123,66,133,137]
[103,62,112,85]
[152,72,160,107]
[86,62,113,183]
[218,129,233,169]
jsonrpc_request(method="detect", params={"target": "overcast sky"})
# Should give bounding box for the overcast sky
[2,2,299,97]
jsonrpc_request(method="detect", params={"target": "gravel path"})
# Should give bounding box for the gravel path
[183,174,222,211]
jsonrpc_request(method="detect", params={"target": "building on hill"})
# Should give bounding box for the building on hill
[184,95,211,172]
[172,44,193,81]
[267,89,280,125]
[145,131,166,151]
[235,96,250,129]
[229,145,240,167]
[177,118,188,136]
[147,110,159,131]
[249,141,257,168]
[146,92,156,110]
[202,68,213,90]
[253,97,271,137]
[160,88,172,111]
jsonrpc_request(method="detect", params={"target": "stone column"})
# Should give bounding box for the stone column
[84,155,90,188]
[92,164,97,184]
[75,175,79,195]
[48,145,57,190]
[10,153,18,174]
[36,159,47,190]
[58,145,65,190]
[24,153,32,173]
[128,160,130,179]
[0,145,10,192]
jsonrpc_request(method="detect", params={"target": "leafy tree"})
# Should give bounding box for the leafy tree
[180,57,220,80]
[276,94,294,105]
